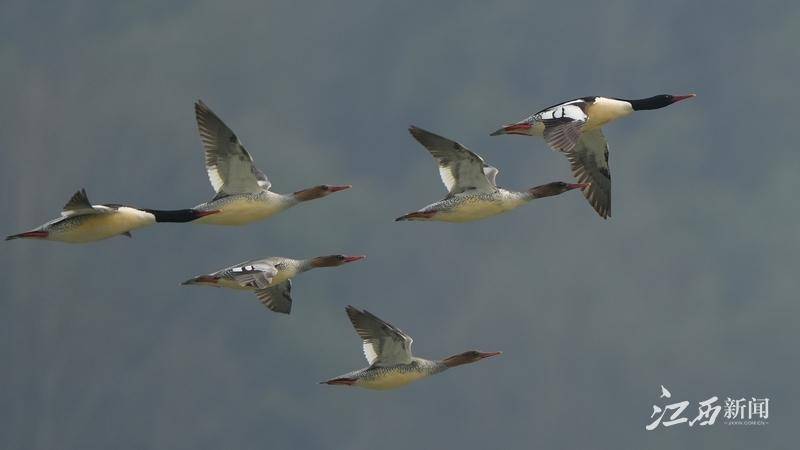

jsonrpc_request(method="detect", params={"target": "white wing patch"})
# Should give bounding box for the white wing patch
[438,166,458,192]
[362,342,379,365]
[538,103,587,122]
[230,264,278,289]
[483,165,499,187]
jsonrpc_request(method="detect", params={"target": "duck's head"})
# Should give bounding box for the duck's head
[310,254,366,268]
[529,181,589,199]
[442,350,502,368]
[626,93,696,111]
[293,184,351,202]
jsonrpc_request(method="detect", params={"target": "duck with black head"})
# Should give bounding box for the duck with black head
[5,188,216,243]
[490,93,696,219]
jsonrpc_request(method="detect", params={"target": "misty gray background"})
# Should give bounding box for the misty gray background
[2,1,798,449]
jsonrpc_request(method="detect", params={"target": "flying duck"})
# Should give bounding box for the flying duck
[181,254,366,314]
[5,189,216,243]
[490,94,695,218]
[322,306,501,390]
[187,101,351,226]
[395,126,587,223]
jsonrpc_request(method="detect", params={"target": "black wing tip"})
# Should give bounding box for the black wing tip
[261,299,292,315]
[194,100,213,119]
[408,125,433,139]
[72,188,87,198]
[408,126,446,148]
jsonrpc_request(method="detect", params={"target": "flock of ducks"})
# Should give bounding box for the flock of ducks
[7,93,694,389]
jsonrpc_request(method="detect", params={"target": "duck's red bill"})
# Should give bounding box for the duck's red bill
[343,255,366,263]
[567,183,591,190]
[328,185,352,193]
[672,94,696,102]
[17,231,49,239]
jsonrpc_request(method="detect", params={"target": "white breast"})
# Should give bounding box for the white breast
[585,97,633,129]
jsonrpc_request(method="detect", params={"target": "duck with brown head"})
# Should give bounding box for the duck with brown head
[181,254,365,314]
[321,306,501,390]
[187,101,351,226]
[394,126,585,223]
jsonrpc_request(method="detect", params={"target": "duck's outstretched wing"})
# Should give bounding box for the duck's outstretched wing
[345,305,413,366]
[409,126,497,197]
[195,100,271,198]
[255,280,292,314]
[566,128,611,219]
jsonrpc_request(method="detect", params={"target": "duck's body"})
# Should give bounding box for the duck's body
[191,191,297,225]
[402,189,531,223]
[395,126,585,223]
[322,306,501,390]
[491,94,696,219]
[188,101,350,226]
[182,254,365,314]
[6,189,214,243]
[331,358,446,390]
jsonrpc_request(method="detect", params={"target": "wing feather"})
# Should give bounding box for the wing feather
[195,101,271,197]
[254,280,292,314]
[408,126,497,196]
[230,264,279,289]
[60,189,97,216]
[566,129,611,219]
[540,103,588,153]
[345,305,413,366]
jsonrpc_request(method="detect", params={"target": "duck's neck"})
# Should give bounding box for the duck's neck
[296,258,316,273]
[439,354,473,369]
[501,189,536,203]
[143,208,210,223]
